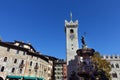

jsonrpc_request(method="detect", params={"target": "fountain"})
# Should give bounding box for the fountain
[76,36,96,80]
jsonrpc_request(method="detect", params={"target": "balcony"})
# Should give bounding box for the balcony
[19,64,24,68]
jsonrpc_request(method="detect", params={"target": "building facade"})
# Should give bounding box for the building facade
[102,55,120,80]
[43,55,58,80]
[54,59,67,80]
[0,40,51,80]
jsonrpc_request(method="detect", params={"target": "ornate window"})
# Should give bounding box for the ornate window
[19,60,24,68]
[34,63,38,69]
[4,57,7,62]
[1,66,4,72]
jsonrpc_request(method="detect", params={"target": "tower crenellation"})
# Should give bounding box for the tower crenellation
[65,20,78,27]
[102,55,120,59]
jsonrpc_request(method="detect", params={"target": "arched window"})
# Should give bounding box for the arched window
[11,68,15,73]
[111,64,114,68]
[30,61,32,66]
[112,73,117,78]
[70,29,74,33]
[4,57,7,62]
[1,66,4,72]
[116,64,119,68]
[14,59,17,63]
[36,63,38,65]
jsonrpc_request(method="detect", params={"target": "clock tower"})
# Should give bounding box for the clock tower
[65,13,79,79]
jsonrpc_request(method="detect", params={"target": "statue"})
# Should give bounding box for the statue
[81,36,87,48]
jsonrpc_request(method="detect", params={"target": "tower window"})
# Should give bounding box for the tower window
[70,29,74,33]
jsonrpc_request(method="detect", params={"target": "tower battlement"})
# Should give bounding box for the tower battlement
[101,55,120,59]
[65,12,78,27]
[65,20,78,27]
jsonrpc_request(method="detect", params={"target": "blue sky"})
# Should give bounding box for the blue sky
[0,0,120,59]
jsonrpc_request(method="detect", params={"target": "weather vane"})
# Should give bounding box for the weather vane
[70,12,72,21]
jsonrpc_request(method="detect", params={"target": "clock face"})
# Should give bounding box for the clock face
[70,34,74,40]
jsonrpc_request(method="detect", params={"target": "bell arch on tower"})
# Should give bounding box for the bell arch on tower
[70,29,74,33]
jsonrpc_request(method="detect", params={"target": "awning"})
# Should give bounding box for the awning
[23,76,37,80]
[37,78,44,80]
[6,75,23,79]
